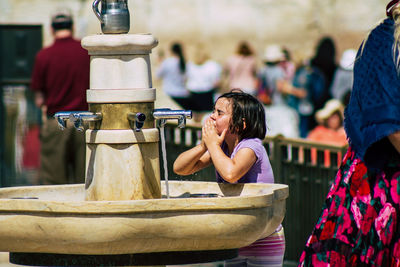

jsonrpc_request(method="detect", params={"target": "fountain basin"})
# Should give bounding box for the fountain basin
[0,181,288,255]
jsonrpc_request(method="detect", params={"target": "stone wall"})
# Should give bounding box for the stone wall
[0,0,388,65]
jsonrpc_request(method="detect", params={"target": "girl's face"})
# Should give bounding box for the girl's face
[210,97,232,135]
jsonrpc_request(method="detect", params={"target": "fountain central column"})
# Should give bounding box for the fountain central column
[81,34,161,201]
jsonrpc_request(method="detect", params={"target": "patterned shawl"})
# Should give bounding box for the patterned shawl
[344,18,400,169]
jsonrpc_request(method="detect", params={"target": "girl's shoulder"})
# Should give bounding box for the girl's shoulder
[238,138,262,145]
[236,138,264,153]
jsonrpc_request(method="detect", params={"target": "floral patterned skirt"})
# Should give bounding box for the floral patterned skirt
[299,147,400,266]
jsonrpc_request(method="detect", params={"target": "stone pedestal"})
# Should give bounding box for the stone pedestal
[85,129,161,201]
[81,34,160,201]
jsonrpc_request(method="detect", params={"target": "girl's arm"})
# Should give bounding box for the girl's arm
[173,143,212,176]
[208,144,256,183]
[202,120,257,183]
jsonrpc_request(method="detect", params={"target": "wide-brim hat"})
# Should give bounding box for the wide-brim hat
[315,99,344,124]
[263,44,285,62]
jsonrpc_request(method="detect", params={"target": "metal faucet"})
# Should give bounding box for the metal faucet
[152,108,192,128]
[127,112,146,131]
[54,111,103,131]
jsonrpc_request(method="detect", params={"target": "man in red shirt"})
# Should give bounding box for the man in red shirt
[31,10,89,184]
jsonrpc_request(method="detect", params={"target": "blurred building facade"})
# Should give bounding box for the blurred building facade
[0,0,387,64]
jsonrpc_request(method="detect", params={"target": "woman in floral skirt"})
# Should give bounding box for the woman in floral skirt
[299,1,400,266]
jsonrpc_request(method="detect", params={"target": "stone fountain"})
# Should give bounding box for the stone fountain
[0,1,288,266]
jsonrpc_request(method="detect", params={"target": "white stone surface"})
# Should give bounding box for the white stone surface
[81,33,158,55]
[0,253,17,267]
[85,129,161,200]
[0,182,288,255]
[82,34,158,89]
[86,88,156,103]
[89,54,153,89]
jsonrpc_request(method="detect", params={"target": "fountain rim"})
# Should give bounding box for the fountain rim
[0,181,288,215]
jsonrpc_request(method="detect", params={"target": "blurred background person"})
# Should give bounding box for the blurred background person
[307,99,347,166]
[330,48,357,106]
[222,41,258,96]
[308,99,346,145]
[309,36,338,110]
[186,45,221,113]
[258,44,287,106]
[280,47,296,82]
[156,42,192,110]
[30,9,89,185]
[259,44,300,138]
[281,59,325,138]
[259,44,306,107]
[278,37,336,138]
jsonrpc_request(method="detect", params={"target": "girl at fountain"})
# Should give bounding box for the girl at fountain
[173,90,285,266]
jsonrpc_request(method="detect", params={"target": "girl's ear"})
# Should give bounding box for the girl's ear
[242,118,246,130]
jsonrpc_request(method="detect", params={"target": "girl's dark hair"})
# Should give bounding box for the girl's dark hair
[171,42,186,73]
[217,90,266,139]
